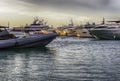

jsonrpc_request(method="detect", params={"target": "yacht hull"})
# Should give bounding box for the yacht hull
[89,29,120,40]
[0,33,58,49]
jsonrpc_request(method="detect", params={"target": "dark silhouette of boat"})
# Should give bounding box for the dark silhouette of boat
[0,26,58,49]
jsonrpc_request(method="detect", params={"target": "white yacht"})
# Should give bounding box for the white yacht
[10,17,50,36]
[89,20,120,40]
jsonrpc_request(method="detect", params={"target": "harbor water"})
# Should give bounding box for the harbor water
[0,37,120,81]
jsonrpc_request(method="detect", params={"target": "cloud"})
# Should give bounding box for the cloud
[21,0,111,10]
[1,0,120,16]
[17,0,120,17]
[109,0,120,10]
[1,0,120,26]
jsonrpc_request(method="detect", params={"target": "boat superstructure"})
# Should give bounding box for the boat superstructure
[10,17,50,36]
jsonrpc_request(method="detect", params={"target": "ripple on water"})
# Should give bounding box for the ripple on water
[0,37,120,81]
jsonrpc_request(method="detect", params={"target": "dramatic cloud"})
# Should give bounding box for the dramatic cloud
[12,0,120,17]
[1,0,120,16]
[0,0,120,26]
[21,0,117,12]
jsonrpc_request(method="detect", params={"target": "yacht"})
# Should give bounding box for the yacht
[0,26,58,49]
[10,17,50,36]
[89,20,120,40]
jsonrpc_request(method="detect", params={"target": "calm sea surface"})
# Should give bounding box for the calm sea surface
[0,37,120,81]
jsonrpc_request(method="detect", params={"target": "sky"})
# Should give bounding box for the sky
[0,0,120,27]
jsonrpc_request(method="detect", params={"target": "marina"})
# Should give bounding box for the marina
[0,18,120,80]
[1,0,120,80]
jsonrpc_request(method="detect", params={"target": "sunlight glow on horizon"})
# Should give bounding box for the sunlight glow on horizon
[0,0,119,27]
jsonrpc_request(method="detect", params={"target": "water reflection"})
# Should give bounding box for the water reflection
[0,47,56,81]
[0,37,120,81]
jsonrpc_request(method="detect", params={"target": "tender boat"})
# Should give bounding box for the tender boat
[89,20,120,40]
[0,26,58,49]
